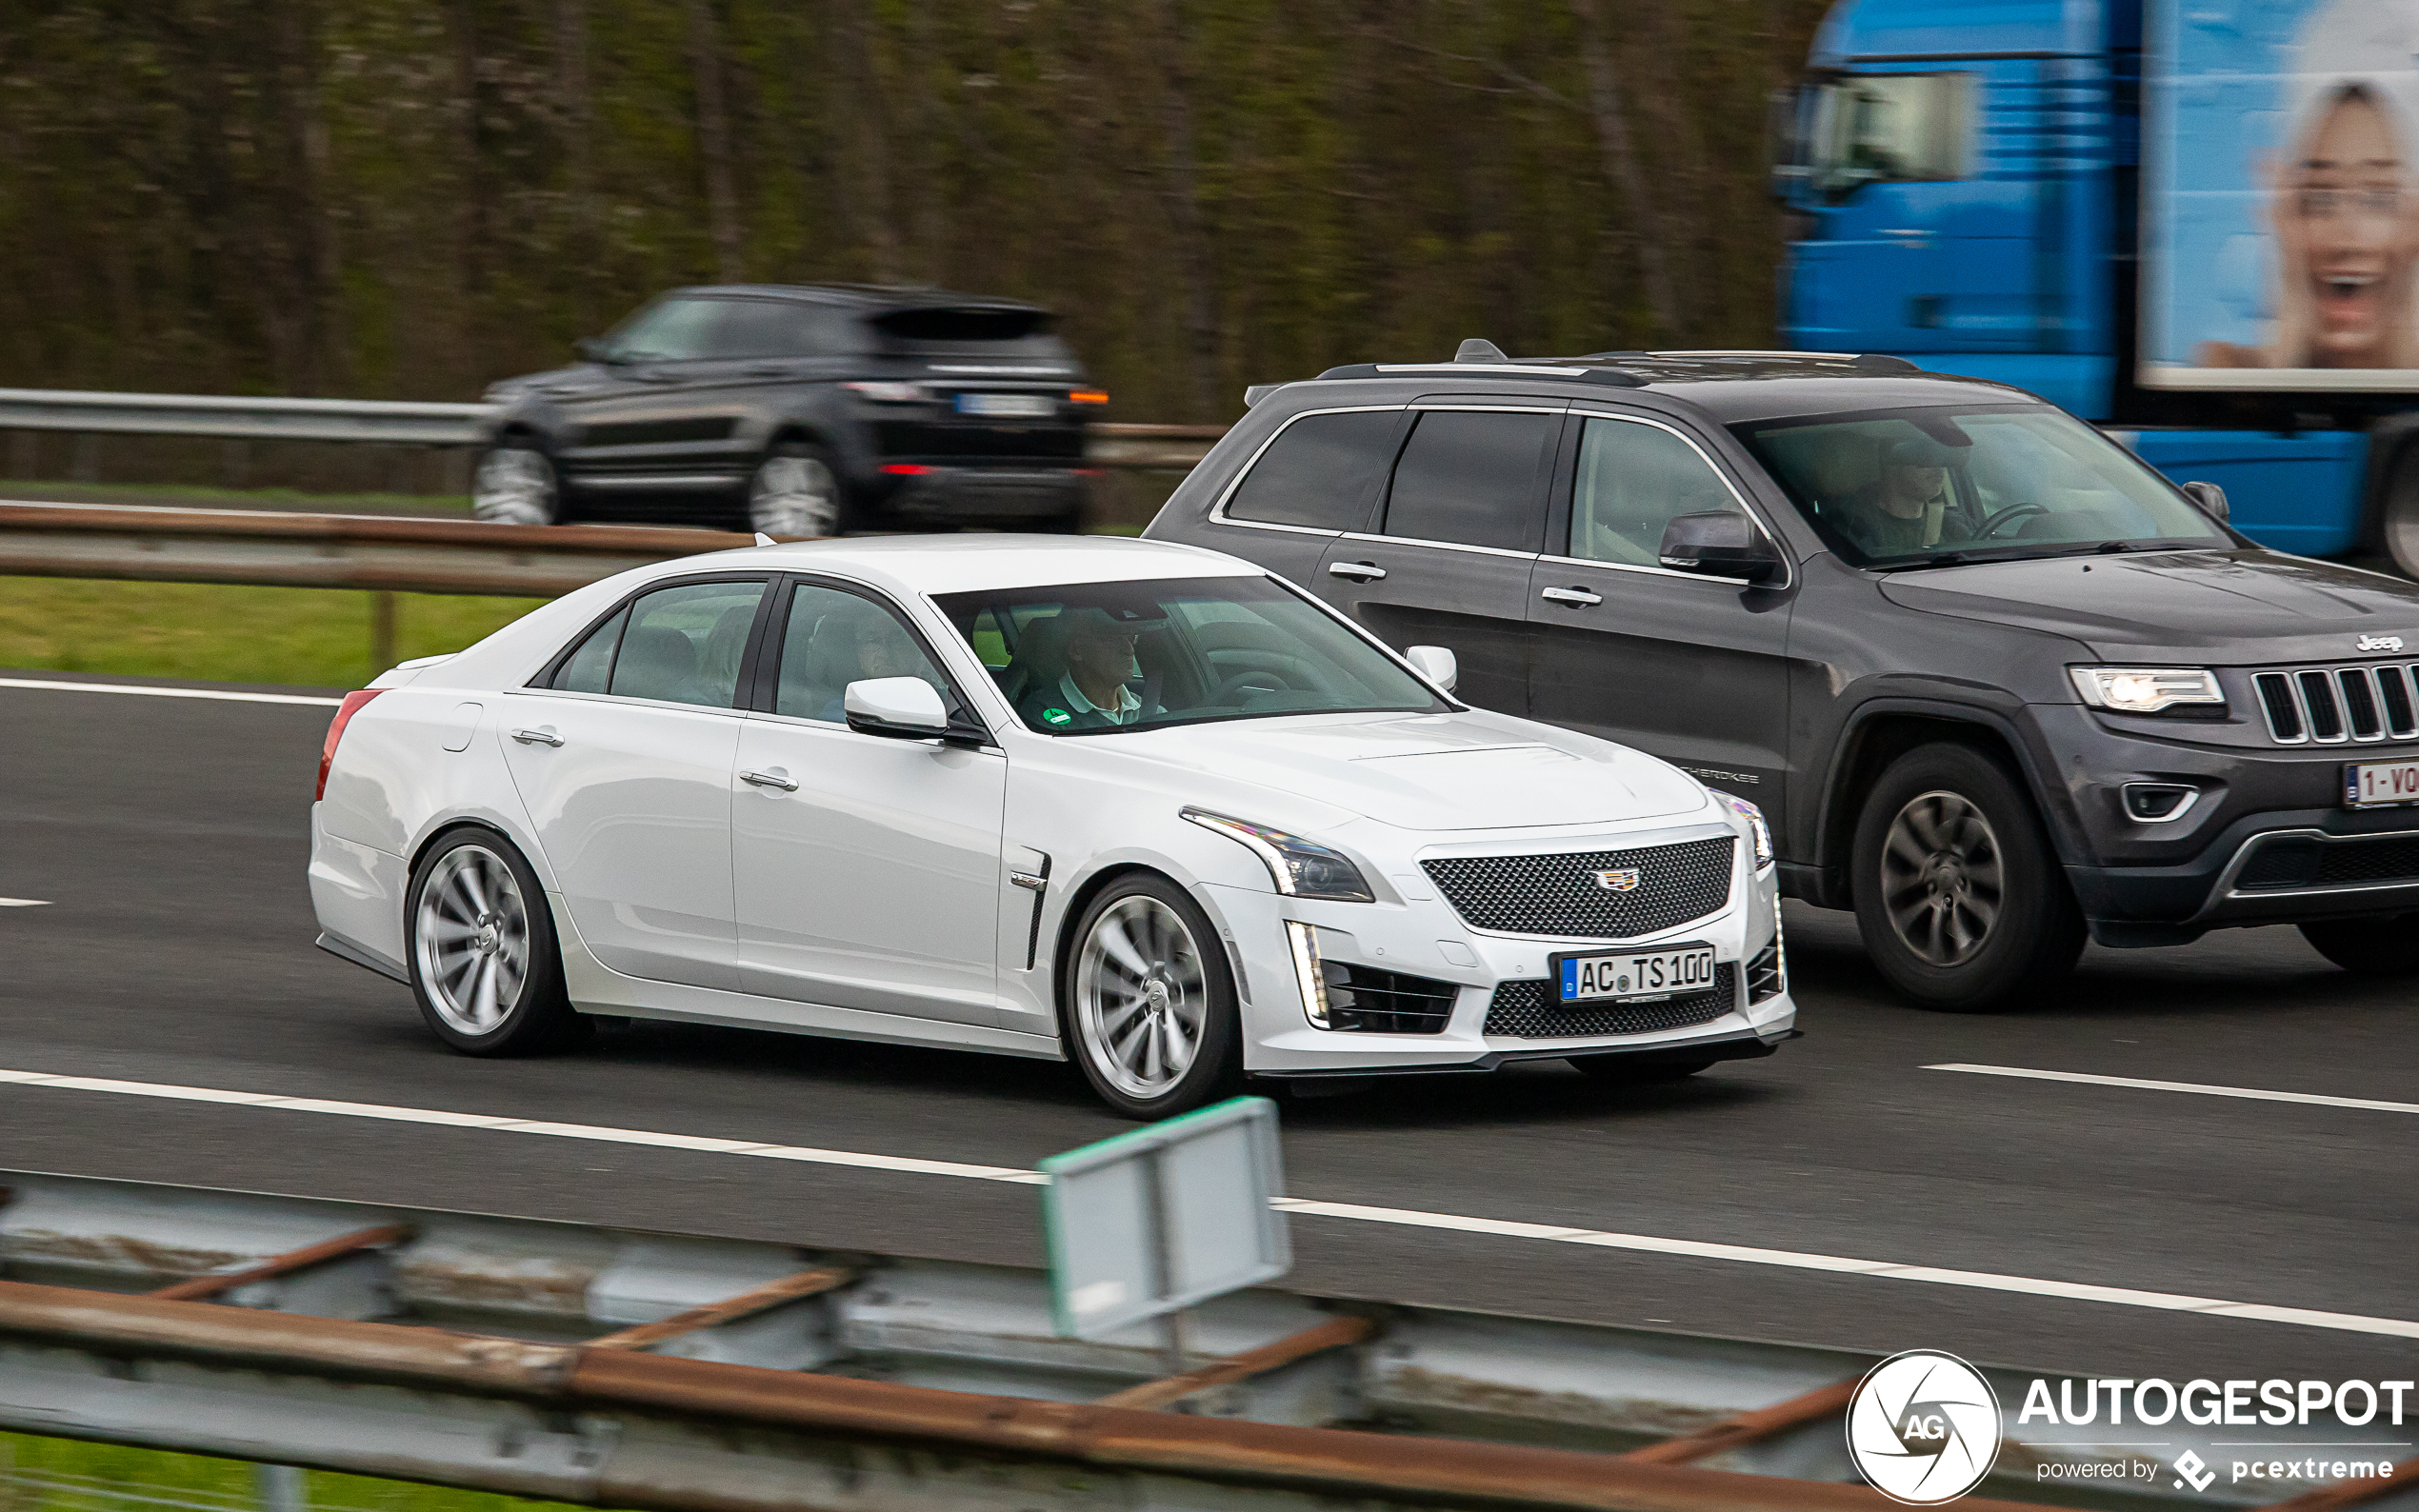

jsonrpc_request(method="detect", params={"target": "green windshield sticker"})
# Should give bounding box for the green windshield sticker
[1043,707,1072,726]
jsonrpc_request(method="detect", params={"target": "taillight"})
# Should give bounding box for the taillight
[880,463,933,475]
[1069,388,1110,405]
[317,689,385,802]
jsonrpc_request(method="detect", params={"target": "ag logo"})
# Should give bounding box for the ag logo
[1846,1350,2002,1505]
[1592,868,1642,892]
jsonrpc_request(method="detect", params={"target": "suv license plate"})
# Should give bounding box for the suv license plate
[1555,945,1717,1004]
[2346,759,2419,808]
[955,392,1055,418]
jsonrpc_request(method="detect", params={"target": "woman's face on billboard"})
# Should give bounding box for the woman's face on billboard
[2277,92,2414,364]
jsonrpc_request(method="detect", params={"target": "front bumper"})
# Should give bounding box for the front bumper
[1200,837,1795,1077]
[871,465,1086,521]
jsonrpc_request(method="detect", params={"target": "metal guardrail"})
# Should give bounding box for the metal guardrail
[2,1169,2409,1512]
[0,501,758,598]
[0,386,1228,467]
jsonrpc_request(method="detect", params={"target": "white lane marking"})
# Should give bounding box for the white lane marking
[1927,1063,2419,1116]
[0,899,50,907]
[1,1065,2413,1340]
[0,678,342,708]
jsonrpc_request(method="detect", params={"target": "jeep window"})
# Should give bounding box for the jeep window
[934,575,1446,736]
[1568,416,1746,566]
[1381,410,1555,552]
[1223,409,1398,531]
[1733,405,2230,567]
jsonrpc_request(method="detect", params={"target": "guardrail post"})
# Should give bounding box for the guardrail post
[253,1463,309,1512]
[370,592,397,674]
[6,431,30,479]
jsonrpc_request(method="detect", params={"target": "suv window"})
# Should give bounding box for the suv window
[695,300,849,360]
[549,580,764,706]
[1567,416,1747,567]
[598,297,726,362]
[1382,409,1555,551]
[770,581,963,725]
[1223,409,1398,531]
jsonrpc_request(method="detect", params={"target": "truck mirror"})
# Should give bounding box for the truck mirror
[2180,480,2229,525]
[1659,511,1782,583]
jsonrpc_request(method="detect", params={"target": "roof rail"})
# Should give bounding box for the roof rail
[1309,361,1648,388]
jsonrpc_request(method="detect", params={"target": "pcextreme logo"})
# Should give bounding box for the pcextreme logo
[1847,1350,2003,1505]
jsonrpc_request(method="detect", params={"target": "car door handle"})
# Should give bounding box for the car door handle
[740,768,799,791]
[1329,561,1387,582]
[1540,587,1603,607]
[509,726,564,746]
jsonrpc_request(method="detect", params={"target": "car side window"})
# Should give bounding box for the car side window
[550,606,629,693]
[600,581,765,707]
[1381,409,1556,551]
[600,297,724,363]
[771,582,961,725]
[694,300,844,360]
[1567,416,1747,567]
[1223,409,1398,531]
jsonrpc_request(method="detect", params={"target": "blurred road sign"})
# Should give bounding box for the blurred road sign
[1040,1096,1289,1340]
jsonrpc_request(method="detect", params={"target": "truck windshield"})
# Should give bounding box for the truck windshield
[933,575,1449,736]
[1731,406,2233,568]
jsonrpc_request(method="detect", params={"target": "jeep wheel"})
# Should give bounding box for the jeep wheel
[2299,915,2419,975]
[1851,743,2085,1011]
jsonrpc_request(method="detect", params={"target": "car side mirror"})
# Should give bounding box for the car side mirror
[575,337,615,365]
[2180,480,2229,525]
[1405,645,1457,694]
[1659,510,1782,582]
[844,677,950,739]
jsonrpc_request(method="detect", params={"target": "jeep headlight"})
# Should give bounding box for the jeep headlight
[1715,792,1773,869]
[2069,667,2225,714]
[1182,808,1374,902]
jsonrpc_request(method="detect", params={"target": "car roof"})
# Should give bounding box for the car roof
[1272,349,2044,426]
[662,283,1050,315]
[679,532,1259,599]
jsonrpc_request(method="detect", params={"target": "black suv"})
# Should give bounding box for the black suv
[474,285,1101,536]
[1146,348,2419,1009]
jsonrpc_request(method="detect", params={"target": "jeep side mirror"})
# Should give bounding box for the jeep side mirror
[844,677,950,739]
[2180,480,2229,525]
[1659,511,1782,582]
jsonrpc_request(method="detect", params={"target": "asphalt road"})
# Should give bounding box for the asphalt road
[2,671,2412,1386]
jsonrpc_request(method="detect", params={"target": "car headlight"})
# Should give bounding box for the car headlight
[1182,808,1374,902]
[2069,666,2225,714]
[1714,792,1773,869]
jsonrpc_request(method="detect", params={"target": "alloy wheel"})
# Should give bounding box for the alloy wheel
[1879,789,2004,966]
[413,844,532,1035]
[1073,896,1209,1101]
[750,454,841,537]
[472,448,557,526]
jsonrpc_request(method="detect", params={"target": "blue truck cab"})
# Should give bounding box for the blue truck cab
[1773,0,2414,568]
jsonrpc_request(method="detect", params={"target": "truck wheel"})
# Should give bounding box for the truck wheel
[1851,743,2085,1011]
[2298,915,2419,975]
[2384,441,2419,580]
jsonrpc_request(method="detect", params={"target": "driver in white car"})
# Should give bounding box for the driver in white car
[1019,607,1150,730]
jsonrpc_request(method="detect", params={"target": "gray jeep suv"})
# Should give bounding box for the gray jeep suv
[1145,348,2419,1009]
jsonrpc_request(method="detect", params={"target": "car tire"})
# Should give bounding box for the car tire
[472,444,561,527]
[2298,915,2419,975]
[748,442,846,538]
[1851,742,2085,1012]
[1060,872,1243,1119]
[406,828,588,1056]
[1570,1056,1713,1084]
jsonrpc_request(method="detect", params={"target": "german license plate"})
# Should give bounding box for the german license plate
[955,392,1055,418]
[2346,759,2419,808]
[1554,944,1717,1004]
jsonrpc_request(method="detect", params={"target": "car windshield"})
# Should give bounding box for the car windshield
[1730,405,2231,567]
[932,575,1449,735]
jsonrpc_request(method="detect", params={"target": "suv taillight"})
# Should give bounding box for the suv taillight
[317,689,385,801]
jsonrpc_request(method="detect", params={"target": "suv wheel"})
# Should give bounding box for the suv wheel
[472,445,560,526]
[1061,873,1242,1119]
[2299,915,2419,975]
[749,443,845,537]
[1852,743,2085,1011]
[2384,440,2419,580]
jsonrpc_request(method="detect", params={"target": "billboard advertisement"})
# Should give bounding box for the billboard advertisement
[2142,0,2419,390]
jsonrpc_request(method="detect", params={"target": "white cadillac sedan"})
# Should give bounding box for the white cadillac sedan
[310,535,1795,1117]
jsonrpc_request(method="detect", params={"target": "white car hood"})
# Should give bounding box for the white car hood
[1119,713,1709,831]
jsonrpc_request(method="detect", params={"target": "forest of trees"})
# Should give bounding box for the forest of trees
[0,1,1829,425]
